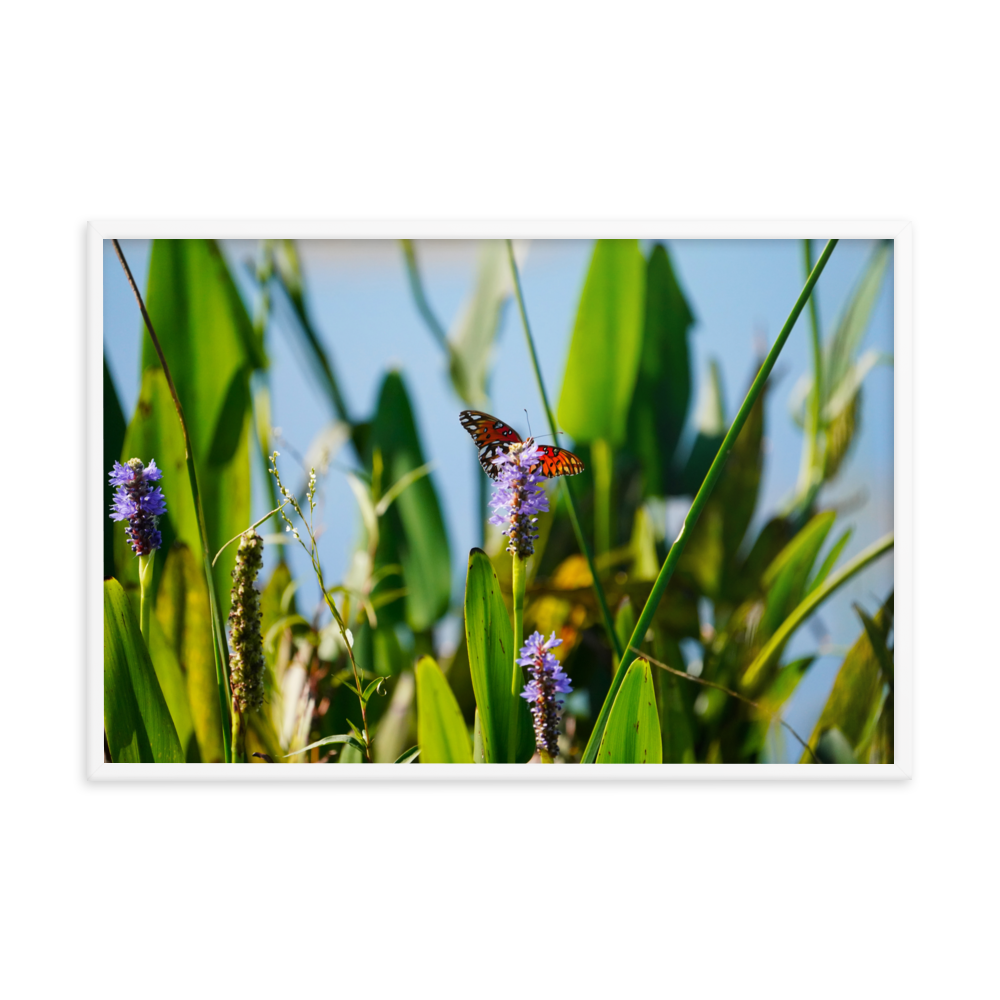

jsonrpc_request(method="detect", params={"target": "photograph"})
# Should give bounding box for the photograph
[101,235,895,767]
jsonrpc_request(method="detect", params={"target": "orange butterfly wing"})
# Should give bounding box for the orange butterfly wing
[459,410,522,480]
[532,445,585,479]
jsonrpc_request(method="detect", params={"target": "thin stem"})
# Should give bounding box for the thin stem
[581,239,840,763]
[400,239,449,350]
[629,647,821,764]
[742,531,894,689]
[138,552,153,640]
[212,502,289,567]
[112,239,233,764]
[509,553,526,763]
[505,239,624,662]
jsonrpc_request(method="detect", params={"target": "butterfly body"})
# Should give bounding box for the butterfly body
[459,410,585,481]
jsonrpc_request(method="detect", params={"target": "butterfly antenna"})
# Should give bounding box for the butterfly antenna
[523,409,532,439]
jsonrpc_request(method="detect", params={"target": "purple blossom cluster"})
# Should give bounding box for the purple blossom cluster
[519,630,573,758]
[488,441,549,558]
[108,458,167,556]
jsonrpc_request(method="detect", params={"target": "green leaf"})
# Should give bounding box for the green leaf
[394,746,421,764]
[136,239,260,622]
[807,528,853,595]
[284,734,367,759]
[415,656,473,763]
[596,656,662,763]
[146,614,195,758]
[463,548,533,763]
[626,243,695,496]
[103,357,126,578]
[760,511,836,637]
[802,595,893,764]
[447,240,512,407]
[156,542,223,762]
[104,579,183,763]
[557,239,645,445]
[369,371,451,631]
[745,534,893,693]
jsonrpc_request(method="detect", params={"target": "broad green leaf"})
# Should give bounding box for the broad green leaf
[464,548,534,763]
[135,239,261,621]
[146,615,195,759]
[104,579,183,763]
[103,357,126,578]
[557,239,645,445]
[801,594,893,763]
[447,240,513,407]
[415,656,473,764]
[369,371,451,631]
[596,656,662,764]
[627,243,695,496]
[156,542,224,762]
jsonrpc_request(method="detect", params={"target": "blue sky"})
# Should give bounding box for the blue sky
[104,237,893,761]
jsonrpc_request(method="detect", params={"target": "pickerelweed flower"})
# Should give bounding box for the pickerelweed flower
[519,630,573,758]
[229,530,265,718]
[108,458,167,556]
[488,441,549,558]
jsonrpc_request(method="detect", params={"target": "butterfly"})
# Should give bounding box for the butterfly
[459,410,585,481]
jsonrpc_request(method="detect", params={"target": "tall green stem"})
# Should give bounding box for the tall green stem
[509,553,526,762]
[505,240,624,662]
[138,551,153,640]
[112,239,233,764]
[401,239,449,349]
[581,238,840,762]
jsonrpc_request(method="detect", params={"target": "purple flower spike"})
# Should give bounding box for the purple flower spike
[519,630,573,758]
[109,458,167,556]
[488,441,550,558]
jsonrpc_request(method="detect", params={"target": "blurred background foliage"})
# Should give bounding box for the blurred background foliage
[104,237,893,764]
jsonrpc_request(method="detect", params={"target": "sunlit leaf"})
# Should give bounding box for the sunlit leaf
[557,239,645,446]
[415,656,473,763]
[156,542,223,762]
[680,358,726,495]
[596,656,662,764]
[464,548,534,763]
[104,579,183,763]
